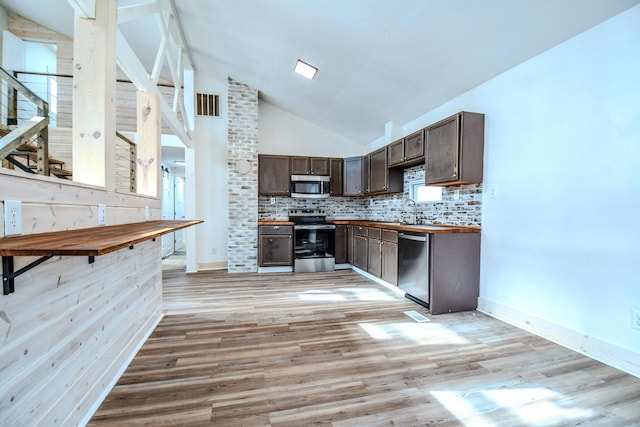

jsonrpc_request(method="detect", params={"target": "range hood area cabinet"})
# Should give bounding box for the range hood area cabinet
[290,156,330,175]
[259,155,342,197]
[425,111,484,186]
[258,155,291,196]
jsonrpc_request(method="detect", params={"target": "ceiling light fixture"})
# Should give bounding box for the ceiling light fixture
[294,59,317,80]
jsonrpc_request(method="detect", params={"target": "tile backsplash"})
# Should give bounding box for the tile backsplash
[258,164,482,226]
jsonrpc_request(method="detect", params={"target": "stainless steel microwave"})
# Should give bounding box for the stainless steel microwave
[290,175,331,198]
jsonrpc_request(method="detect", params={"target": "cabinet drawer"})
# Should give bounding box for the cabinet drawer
[382,229,398,243]
[367,227,381,240]
[259,225,292,235]
[354,225,368,237]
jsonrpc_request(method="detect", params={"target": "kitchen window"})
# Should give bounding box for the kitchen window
[410,181,442,203]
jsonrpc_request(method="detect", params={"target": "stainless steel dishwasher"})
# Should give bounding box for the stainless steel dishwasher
[397,232,430,308]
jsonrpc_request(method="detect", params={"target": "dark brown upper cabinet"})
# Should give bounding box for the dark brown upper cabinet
[329,158,343,197]
[388,129,425,168]
[369,147,403,194]
[258,154,290,196]
[290,156,330,175]
[343,156,365,196]
[425,111,484,186]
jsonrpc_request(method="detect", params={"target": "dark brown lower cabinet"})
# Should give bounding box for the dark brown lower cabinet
[381,229,398,285]
[334,224,348,264]
[347,225,354,264]
[367,227,382,277]
[353,227,368,271]
[258,225,293,267]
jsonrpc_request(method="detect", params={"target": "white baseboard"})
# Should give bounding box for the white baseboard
[478,298,640,378]
[352,266,406,298]
[79,312,164,426]
[258,266,293,273]
[197,261,228,271]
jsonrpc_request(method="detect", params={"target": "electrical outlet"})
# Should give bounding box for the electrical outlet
[453,190,460,200]
[270,196,275,205]
[98,204,106,225]
[632,307,640,330]
[145,206,150,221]
[3,200,22,236]
[487,188,497,198]
[212,248,217,255]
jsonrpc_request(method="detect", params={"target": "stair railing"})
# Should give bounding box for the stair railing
[0,66,50,177]
[116,131,137,193]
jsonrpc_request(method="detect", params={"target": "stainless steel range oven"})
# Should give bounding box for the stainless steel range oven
[289,209,335,273]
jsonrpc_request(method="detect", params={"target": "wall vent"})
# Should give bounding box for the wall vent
[196,93,220,117]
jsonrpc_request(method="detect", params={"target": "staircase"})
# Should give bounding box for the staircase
[2,140,73,179]
[0,67,72,180]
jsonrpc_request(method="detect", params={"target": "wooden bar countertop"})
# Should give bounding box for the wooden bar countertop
[0,220,203,257]
[329,220,480,233]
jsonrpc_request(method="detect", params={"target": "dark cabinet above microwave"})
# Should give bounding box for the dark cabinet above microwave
[290,156,330,175]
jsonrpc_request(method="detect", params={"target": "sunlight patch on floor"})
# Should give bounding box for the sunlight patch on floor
[297,287,396,302]
[359,322,470,345]
[431,388,595,426]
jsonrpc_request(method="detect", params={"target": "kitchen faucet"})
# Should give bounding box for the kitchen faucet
[404,198,417,225]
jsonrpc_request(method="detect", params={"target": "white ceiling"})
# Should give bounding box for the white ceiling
[1,0,639,146]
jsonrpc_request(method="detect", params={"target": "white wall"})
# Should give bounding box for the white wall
[404,5,640,375]
[191,71,229,271]
[259,100,362,157]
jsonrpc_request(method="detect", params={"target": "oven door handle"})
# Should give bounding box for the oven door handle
[294,225,336,230]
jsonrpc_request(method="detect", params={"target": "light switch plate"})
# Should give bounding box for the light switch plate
[145,206,150,221]
[3,200,22,235]
[98,204,106,225]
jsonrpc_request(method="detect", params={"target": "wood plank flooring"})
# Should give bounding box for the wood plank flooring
[88,270,640,426]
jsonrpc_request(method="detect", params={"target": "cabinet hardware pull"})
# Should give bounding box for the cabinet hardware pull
[273,226,279,229]
[268,239,273,242]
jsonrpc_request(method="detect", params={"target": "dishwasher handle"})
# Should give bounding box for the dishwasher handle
[398,233,427,242]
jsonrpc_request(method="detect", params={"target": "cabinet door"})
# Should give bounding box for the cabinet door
[259,234,293,266]
[381,241,398,285]
[368,237,382,277]
[343,156,364,196]
[363,153,371,194]
[426,114,460,184]
[290,156,310,175]
[310,157,329,175]
[347,225,354,264]
[369,147,388,193]
[329,158,343,196]
[258,155,291,196]
[334,225,348,264]
[388,139,405,167]
[404,130,424,162]
[353,235,368,270]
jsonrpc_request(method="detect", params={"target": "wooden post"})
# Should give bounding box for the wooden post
[72,0,117,189]
[136,91,160,197]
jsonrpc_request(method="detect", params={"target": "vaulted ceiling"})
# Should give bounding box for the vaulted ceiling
[1,0,639,145]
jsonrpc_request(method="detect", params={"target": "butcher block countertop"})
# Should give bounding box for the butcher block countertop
[0,220,203,256]
[329,220,480,233]
[258,220,293,226]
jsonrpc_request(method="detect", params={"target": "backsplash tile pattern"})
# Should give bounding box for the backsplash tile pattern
[258,164,482,226]
[228,78,259,272]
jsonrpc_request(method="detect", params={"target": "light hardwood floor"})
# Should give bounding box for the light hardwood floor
[88,270,640,426]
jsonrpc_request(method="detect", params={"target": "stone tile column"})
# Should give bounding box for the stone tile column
[227,78,259,272]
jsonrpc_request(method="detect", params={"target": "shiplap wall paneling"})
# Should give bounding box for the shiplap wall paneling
[0,240,162,426]
[0,171,161,210]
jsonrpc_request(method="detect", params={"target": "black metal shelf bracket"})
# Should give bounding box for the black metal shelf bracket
[3,255,53,295]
